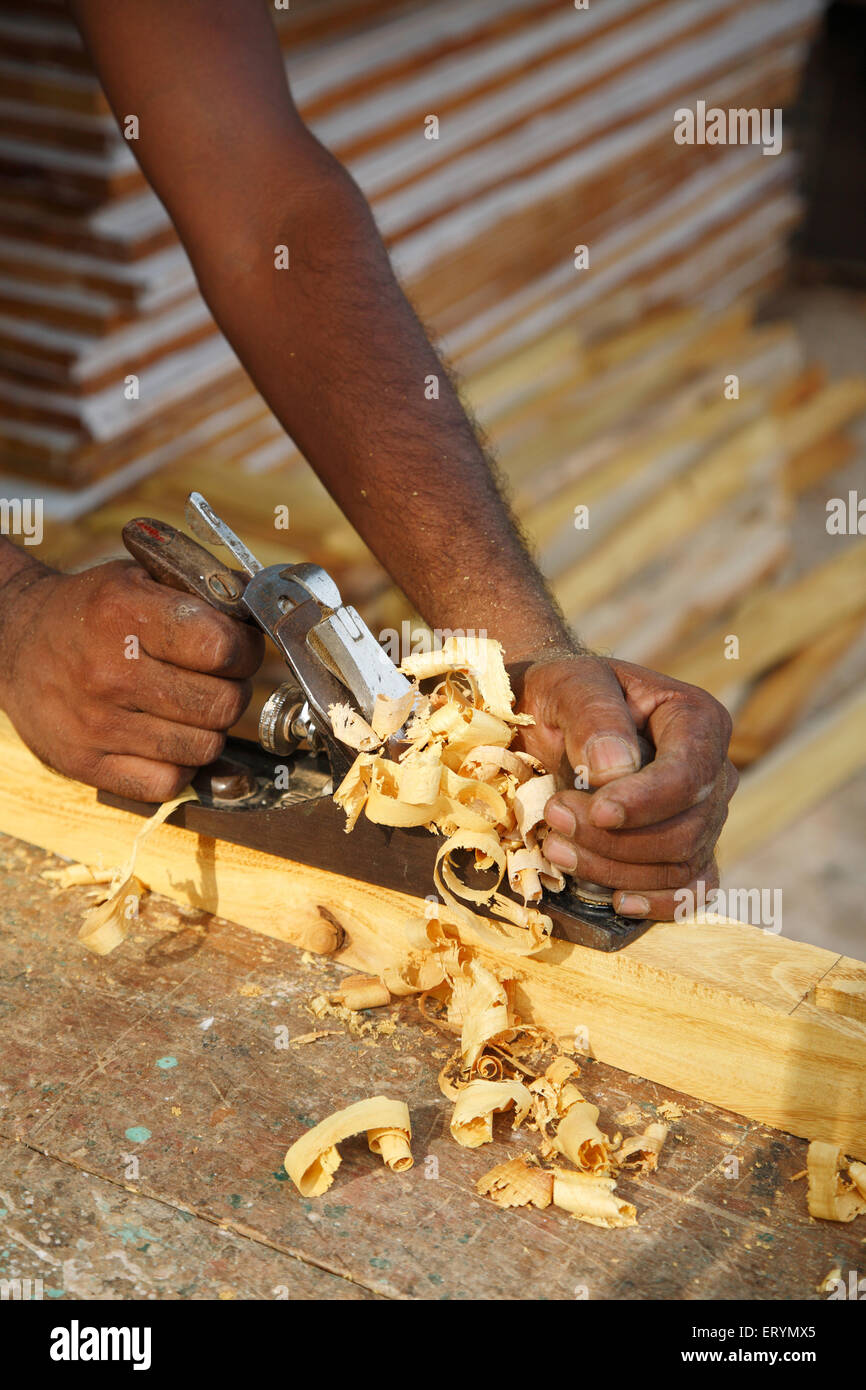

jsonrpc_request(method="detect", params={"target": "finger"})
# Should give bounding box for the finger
[117,655,254,731]
[612,859,720,922]
[539,656,641,786]
[89,753,196,803]
[544,787,730,865]
[100,712,227,768]
[124,567,265,677]
[543,832,698,891]
[587,701,731,829]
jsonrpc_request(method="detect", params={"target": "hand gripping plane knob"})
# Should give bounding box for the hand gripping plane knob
[258,682,321,756]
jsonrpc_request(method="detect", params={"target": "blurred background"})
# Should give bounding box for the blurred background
[0,0,864,952]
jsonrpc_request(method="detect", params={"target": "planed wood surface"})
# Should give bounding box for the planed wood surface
[1,712,865,1160]
[2,830,863,1301]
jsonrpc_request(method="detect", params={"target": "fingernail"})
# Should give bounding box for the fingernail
[617,894,650,917]
[586,735,639,777]
[544,835,578,872]
[590,797,625,828]
[545,800,576,836]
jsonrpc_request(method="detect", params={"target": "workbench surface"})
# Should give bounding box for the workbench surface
[1,833,861,1302]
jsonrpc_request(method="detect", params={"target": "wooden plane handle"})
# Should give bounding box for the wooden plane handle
[122,516,250,621]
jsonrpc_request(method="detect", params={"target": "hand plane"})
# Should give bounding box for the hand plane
[106,492,652,953]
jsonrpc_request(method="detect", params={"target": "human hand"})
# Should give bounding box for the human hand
[514,654,737,921]
[0,559,264,801]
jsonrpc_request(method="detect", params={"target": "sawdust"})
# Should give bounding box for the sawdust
[656,1100,685,1122]
[308,993,398,1041]
[616,1105,643,1127]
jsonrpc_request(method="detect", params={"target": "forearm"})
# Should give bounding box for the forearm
[197,153,575,662]
[0,535,43,589]
[69,0,574,662]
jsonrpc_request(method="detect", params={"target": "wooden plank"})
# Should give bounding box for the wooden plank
[1,712,864,1158]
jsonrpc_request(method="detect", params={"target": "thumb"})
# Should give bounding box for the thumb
[552,656,641,788]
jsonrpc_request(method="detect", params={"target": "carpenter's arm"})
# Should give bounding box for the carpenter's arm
[70,0,573,665]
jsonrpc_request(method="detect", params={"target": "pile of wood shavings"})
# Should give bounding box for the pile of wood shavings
[285,636,668,1227]
[331,634,567,956]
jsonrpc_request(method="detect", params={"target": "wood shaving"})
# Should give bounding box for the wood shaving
[327,703,380,751]
[554,1100,615,1173]
[76,788,198,956]
[289,1030,342,1046]
[284,1096,412,1196]
[371,686,416,740]
[618,1122,669,1172]
[806,1142,866,1222]
[334,636,564,954]
[552,1169,637,1228]
[476,1154,553,1209]
[331,974,392,1010]
[450,1079,534,1148]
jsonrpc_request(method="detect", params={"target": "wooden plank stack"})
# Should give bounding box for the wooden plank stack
[5,0,866,866]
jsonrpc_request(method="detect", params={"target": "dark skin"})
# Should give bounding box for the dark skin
[0,0,737,920]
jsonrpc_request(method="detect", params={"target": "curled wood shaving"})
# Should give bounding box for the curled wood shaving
[382,955,445,997]
[334,636,564,955]
[529,1055,583,1133]
[445,953,510,1069]
[371,686,416,740]
[618,1122,669,1173]
[331,974,391,1010]
[450,1079,533,1148]
[78,788,198,955]
[284,1096,412,1196]
[477,1154,553,1210]
[401,634,532,723]
[552,1169,637,1228]
[554,1101,615,1173]
[328,703,380,751]
[806,1142,866,1222]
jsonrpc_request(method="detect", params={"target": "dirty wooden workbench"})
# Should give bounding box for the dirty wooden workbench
[0,833,861,1302]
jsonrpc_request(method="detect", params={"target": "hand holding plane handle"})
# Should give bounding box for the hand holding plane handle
[121,517,250,620]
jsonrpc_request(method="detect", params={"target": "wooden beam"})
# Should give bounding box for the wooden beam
[1,712,864,1157]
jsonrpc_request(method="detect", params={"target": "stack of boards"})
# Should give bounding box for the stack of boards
[3,0,865,865]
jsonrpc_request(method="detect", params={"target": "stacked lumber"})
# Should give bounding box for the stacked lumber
[6,0,865,868]
[0,0,821,493]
